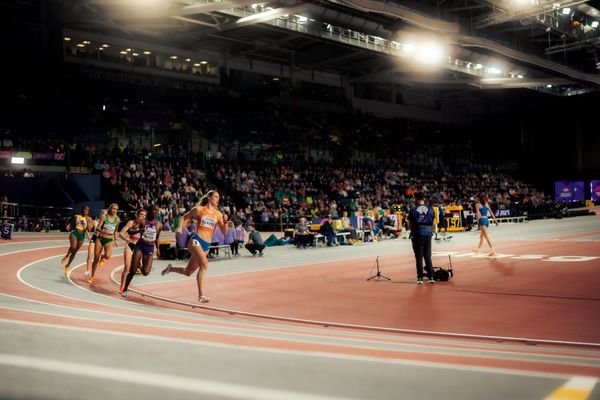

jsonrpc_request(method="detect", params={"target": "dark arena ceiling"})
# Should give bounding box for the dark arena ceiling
[6,0,600,96]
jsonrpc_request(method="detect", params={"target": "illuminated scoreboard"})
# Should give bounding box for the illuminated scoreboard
[444,205,464,231]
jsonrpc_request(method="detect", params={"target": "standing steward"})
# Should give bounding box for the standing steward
[407,192,436,284]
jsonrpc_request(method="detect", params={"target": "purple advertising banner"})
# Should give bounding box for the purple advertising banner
[33,152,53,160]
[590,180,600,201]
[555,181,585,201]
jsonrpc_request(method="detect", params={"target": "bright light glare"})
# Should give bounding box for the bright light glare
[11,157,24,165]
[511,0,534,9]
[546,84,553,88]
[592,21,599,28]
[562,7,571,14]
[128,0,169,8]
[416,43,444,64]
[474,63,483,70]
[403,43,416,53]
[489,67,502,74]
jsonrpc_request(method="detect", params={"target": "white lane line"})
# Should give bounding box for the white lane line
[544,376,598,400]
[121,282,600,349]
[0,353,353,400]
[0,245,67,257]
[0,318,591,381]
[12,243,600,352]
[3,303,599,370]
[11,237,600,362]
[16,253,125,307]
[0,240,63,246]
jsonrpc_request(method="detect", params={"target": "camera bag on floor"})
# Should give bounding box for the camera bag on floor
[433,255,454,281]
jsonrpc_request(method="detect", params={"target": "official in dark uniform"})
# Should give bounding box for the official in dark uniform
[407,192,435,284]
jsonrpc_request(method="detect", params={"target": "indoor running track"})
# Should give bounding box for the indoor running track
[1,214,600,400]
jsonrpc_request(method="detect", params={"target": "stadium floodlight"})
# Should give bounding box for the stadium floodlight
[402,43,416,53]
[592,21,599,28]
[416,42,445,64]
[562,7,571,14]
[11,157,24,165]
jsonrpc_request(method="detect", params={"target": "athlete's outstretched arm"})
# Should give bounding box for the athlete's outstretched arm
[218,212,228,235]
[177,207,198,235]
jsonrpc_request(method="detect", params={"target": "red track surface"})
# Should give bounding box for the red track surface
[2,233,600,378]
[131,239,600,343]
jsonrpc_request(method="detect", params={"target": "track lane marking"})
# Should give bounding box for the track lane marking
[0,318,593,381]
[544,376,597,400]
[0,353,353,400]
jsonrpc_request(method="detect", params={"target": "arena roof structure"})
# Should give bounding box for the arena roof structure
[46,0,600,96]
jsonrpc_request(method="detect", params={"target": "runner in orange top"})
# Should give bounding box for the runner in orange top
[161,190,228,303]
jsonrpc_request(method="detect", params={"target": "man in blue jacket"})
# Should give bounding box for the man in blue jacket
[407,192,435,284]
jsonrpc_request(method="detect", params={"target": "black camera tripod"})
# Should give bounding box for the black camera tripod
[367,256,390,281]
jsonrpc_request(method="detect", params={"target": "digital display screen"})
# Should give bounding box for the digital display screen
[590,180,600,201]
[554,181,585,201]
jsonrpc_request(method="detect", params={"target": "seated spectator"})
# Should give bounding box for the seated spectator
[17,214,29,232]
[294,217,312,248]
[319,216,338,246]
[340,211,358,240]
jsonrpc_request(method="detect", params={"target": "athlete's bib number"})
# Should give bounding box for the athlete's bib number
[142,227,157,241]
[199,216,217,230]
[75,218,87,231]
[103,224,116,235]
